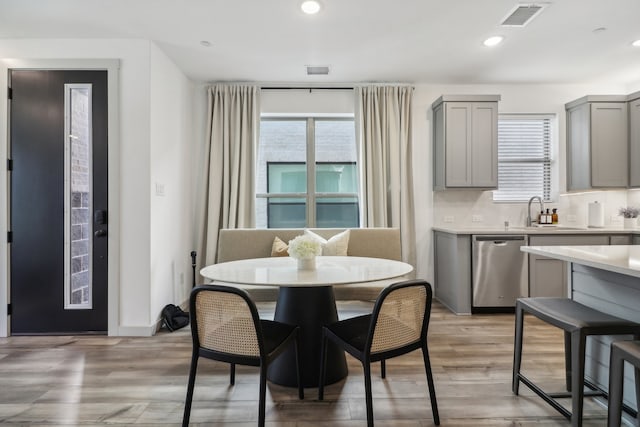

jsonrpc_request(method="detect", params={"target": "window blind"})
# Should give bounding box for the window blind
[493,115,552,202]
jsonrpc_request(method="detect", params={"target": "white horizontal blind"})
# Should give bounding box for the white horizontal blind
[493,115,552,202]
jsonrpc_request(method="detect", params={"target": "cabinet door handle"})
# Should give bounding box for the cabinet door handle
[493,241,507,246]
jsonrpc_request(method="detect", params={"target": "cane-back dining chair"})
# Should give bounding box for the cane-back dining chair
[318,279,440,426]
[182,284,303,427]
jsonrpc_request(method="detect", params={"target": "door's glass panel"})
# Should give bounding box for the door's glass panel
[316,197,359,228]
[256,120,307,228]
[64,84,93,309]
[315,120,357,193]
[316,163,358,193]
[267,197,306,228]
[268,163,306,193]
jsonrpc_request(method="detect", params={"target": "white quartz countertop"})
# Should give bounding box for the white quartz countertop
[432,225,639,235]
[521,245,640,279]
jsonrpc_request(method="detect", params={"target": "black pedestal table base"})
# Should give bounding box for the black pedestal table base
[267,286,348,387]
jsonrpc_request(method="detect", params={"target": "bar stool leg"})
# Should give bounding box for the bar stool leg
[607,344,625,427]
[565,331,572,392]
[571,331,587,427]
[512,303,524,395]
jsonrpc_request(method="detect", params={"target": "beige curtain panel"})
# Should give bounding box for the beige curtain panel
[201,85,259,267]
[356,85,416,266]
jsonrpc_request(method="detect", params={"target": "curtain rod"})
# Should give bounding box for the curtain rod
[260,86,354,90]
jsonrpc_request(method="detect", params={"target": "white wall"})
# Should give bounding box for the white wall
[0,39,195,336]
[149,43,195,322]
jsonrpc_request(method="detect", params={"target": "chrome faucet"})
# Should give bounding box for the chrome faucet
[527,196,544,227]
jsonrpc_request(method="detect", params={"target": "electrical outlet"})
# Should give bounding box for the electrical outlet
[567,214,577,222]
[472,215,483,223]
[611,215,622,223]
[443,216,454,223]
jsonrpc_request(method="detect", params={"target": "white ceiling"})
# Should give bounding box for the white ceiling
[1,0,639,85]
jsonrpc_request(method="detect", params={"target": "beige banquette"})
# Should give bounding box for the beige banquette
[215,228,406,301]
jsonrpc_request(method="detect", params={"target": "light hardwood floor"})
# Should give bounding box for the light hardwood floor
[0,301,613,426]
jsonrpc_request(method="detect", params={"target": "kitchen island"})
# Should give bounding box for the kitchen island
[521,245,640,412]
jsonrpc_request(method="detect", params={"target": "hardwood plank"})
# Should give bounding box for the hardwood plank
[0,301,616,426]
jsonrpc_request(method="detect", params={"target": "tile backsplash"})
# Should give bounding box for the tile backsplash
[433,189,633,228]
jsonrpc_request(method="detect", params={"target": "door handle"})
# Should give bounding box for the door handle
[94,229,107,237]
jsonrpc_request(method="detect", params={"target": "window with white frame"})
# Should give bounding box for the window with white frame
[256,117,359,228]
[493,114,554,202]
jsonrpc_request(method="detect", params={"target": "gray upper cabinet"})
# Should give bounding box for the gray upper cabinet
[432,95,500,190]
[629,91,640,187]
[566,96,629,191]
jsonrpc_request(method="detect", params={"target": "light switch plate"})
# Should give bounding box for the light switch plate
[155,182,165,197]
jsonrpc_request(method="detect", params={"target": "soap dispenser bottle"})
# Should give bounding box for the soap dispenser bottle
[552,208,558,224]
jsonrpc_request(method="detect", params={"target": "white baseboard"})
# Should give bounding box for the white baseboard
[114,324,157,337]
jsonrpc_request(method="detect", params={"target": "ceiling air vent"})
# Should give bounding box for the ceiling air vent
[501,4,546,27]
[306,66,330,75]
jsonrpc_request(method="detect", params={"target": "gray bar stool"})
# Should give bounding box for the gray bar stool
[513,297,640,427]
[608,340,640,427]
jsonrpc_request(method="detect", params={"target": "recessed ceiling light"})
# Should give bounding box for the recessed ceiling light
[301,0,321,14]
[200,40,212,47]
[633,39,640,47]
[483,36,504,47]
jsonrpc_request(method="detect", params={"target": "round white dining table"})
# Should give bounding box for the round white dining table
[200,256,413,387]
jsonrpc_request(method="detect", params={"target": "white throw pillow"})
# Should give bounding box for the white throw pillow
[304,229,350,256]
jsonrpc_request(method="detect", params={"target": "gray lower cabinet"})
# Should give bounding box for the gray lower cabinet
[610,234,633,245]
[434,231,634,315]
[528,235,610,297]
[433,231,471,314]
[566,96,629,190]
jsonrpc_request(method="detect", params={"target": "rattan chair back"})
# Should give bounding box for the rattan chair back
[369,281,430,354]
[192,286,261,357]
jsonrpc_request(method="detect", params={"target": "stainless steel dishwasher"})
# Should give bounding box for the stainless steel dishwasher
[472,235,528,311]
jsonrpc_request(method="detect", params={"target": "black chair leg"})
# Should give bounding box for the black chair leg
[294,330,304,400]
[318,332,328,400]
[512,303,524,395]
[607,344,625,427]
[422,344,440,426]
[230,363,236,385]
[570,331,586,427]
[381,359,386,378]
[182,352,199,427]
[363,361,374,427]
[258,364,267,427]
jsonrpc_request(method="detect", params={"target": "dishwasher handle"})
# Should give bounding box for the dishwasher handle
[473,235,527,242]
